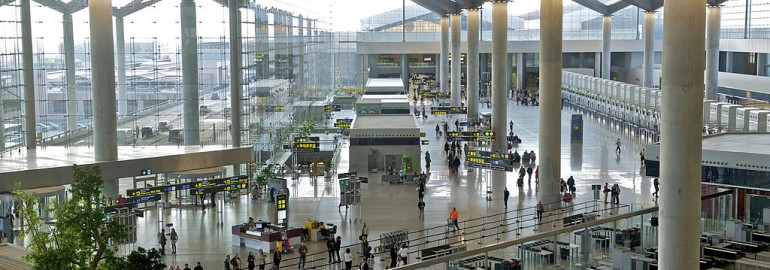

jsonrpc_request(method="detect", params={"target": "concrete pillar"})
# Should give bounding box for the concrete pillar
[491,1,507,153]
[516,53,525,91]
[297,15,305,90]
[758,53,767,76]
[467,8,480,122]
[538,0,563,208]
[450,13,461,107]
[480,53,489,94]
[491,0,508,201]
[643,11,656,88]
[181,0,200,145]
[63,12,78,133]
[725,52,733,72]
[115,16,128,118]
[440,16,449,93]
[602,15,612,80]
[89,0,118,162]
[706,6,721,100]
[401,54,409,93]
[21,0,36,148]
[229,0,242,147]
[659,0,705,268]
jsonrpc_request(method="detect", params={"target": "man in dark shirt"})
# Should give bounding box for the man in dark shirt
[183,263,191,270]
[224,255,231,270]
[193,262,203,270]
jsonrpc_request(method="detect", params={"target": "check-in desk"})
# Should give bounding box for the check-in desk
[232,225,302,254]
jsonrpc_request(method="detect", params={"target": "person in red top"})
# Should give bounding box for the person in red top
[449,207,460,232]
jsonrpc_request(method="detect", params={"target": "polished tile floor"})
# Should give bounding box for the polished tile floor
[122,99,656,269]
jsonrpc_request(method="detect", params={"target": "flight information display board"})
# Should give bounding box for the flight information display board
[127,175,248,197]
[431,106,467,115]
[325,105,342,112]
[334,118,352,128]
[465,150,513,171]
[422,92,450,98]
[447,131,496,142]
[127,194,162,204]
[294,137,320,143]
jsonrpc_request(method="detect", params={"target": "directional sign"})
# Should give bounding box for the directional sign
[127,194,162,204]
[294,136,320,143]
[421,140,430,145]
[431,106,467,115]
[128,175,249,196]
[325,105,342,112]
[336,118,353,123]
[334,122,351,128]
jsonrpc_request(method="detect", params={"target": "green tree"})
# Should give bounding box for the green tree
[15,165,127,270]
[103,247,166,270]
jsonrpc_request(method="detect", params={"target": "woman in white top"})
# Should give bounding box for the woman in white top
[344,248,353,270]
[398,244,409,265]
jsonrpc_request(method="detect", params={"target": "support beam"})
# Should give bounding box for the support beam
[401,54,409,93]
[115,16,128,118]
[229,0,242,147]
[467,8,480,122]
[63,11,78,133]
[758,53,767,76]
[89,0,118,162]
[516,53,525,91]
[450,13,461,107]
[659,0,705,268]
[706,5,721,100]
[643,11,655,88]
[440,16,449,94]
[491,0,508,204]
[181,0,200,145]
[21,0,36,149]
[602,15,612,79]
[538,0,563,209]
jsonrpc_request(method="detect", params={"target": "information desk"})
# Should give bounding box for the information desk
[231,225,301,254]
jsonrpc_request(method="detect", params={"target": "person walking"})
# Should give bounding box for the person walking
[444,141,450,155]
[567,176,576,195]
[435,124,440,136]
[158,229,167,255]
[231,253,242,270]
[652,178,660,198]
[398,243,409,265]
[298,242,308,269]
[194,262,203,270]
[272,249,281,269]
[503,187,510,209]
[343,248,353,270]
[257,249,266,270]
[184,263,192,270]
[361,222,369,241]
[535,166,540,184]
[449,207,460,232]
[640,150,646,166]
[224,255,232,270]
[526,166,533,183]
[536,201,544,223]
[418,200,426,220]
[334,236,342,263]
[170,228,179,254]
[247,252,255,270]
[425,152,431,170]
[615,138,622,155]
[509,120,513,132]
[359,256,369,270]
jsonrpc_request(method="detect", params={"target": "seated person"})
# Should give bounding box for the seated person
[319,222,330,239]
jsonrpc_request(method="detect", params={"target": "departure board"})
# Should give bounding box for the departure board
[324,105,341,112]
[431,106,467,115]
[127,175,248,197]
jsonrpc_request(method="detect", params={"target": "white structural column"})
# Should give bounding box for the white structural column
[706,5,721,100]
[89,0,118,161]
[601,15,612,79]
[401,54,409,93]
[63,12,78,133]
[491,1,507,153]
[516,53,525,91]
[450,13,461,106]
[229,0,242,147]
[21,0,36,148]
[440,16,449,93]
[643,11,656,88]
[758,53,767,76]
[538,0,563,208]
[467,8,480,122]
[491,0,508,196]
[181,0,200,145]
[115,17,128,118]
[659,0,706,268]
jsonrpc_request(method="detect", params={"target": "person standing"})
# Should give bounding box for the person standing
[615,138,622,154]
[224,255,232,270]
[193,262,203,270]
[256,249,266,270]
[343,248,353,270]
[449,207,460,232]
[503,187,510,209]
[526,166,533,183]
[425,152,431,170]
[272,249,281,269]
[183,263,192,270]
[418,200,426,220]
[158,229,167,255]
[389,244,398,268]
[247,252,255,270]
[536,201,544,223]
[361,222,369,241]
[603,183,610,204]
[652,178,660,198]
[326,237,335,263]
[567,176,576,195]
[359,256,369,270]
[509,120,513,132]
[170,228,179,254]
[298,242,308,269]
[334,236,342,263]
[398,243,409,265]
[640,150,646,166]
[231,254,242,270]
